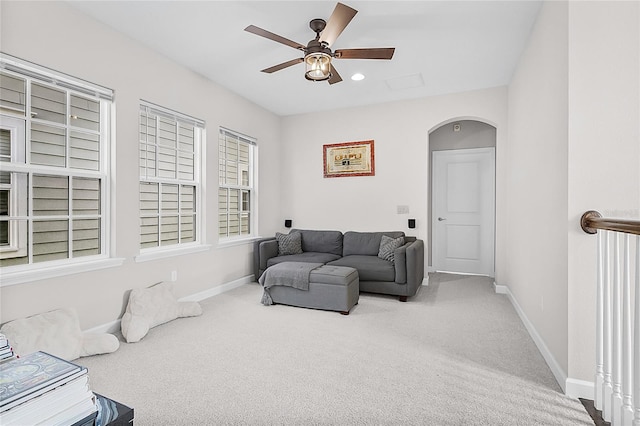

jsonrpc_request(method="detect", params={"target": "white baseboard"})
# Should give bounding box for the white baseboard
[493,281,508,294]
[493,281,568,393]
[565,378,595,400]
[85,319,121,335]
[494,282,596,399]
[422,276,429,286]
[179,275,253,302]
[83,275,254,334]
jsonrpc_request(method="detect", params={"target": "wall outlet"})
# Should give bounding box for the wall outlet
[397,205,410,214]
[171,270,178,282]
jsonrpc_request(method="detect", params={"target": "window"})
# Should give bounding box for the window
[0,127,14,248]
[0,54,113,273]
[139,102,204,252]
[0,116,26,259]
[218,128,255,240]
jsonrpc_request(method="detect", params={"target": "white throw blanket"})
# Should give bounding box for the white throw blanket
[259,262,323,305]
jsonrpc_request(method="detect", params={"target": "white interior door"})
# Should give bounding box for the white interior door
[432,147,495,276]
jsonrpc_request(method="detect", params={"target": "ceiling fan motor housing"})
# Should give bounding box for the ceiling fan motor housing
[307,18,331,55]
[306,39,332,56]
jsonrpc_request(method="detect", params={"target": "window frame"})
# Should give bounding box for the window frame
[0,116,26,256]
[0,53,123,287]
[218,127,257,243]
[135,101,208,262]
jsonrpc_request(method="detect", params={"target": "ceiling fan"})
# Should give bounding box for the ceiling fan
[244,2,395,85]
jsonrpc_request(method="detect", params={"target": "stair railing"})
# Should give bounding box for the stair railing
[581,210,640,425]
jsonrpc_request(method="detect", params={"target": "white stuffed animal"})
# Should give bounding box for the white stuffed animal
[120,281,202,343]
[0,307,119,361]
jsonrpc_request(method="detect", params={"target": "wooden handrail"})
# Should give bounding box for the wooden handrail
[581,210,640,235]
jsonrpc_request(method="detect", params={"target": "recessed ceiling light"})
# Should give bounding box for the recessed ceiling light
[351,73,365,81]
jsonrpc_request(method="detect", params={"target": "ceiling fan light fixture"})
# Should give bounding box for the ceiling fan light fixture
[304,52,332,81]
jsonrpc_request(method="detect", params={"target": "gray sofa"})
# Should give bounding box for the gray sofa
[253,229,425,301]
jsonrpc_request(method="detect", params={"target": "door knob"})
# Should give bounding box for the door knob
[438,217,447,221]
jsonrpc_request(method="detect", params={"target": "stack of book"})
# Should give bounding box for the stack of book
[0,333,14,362]
[0,351,98,426]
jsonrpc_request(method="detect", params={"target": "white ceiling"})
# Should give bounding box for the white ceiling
[68,1,542,116]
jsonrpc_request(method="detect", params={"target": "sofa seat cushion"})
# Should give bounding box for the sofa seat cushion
[267,252,342,268]
[328,255,395,282]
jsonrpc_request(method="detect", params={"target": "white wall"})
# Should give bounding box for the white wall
[567,0,640,383]
[0,1,282,330]
[280,87,508,281]
[505,0,569,379]
[506,0,640,391]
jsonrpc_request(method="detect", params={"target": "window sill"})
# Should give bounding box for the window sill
[0,257,126,287]
[217,236,262,249]
[135,244,212,263]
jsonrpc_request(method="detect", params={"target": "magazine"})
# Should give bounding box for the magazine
[0,351,86,409]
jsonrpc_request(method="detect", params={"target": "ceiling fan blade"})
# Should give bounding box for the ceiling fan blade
[334,48,396,60]
[320,2,357,47]
[245,25,306,51]
[261,58,304,74]
[328,64,343,85]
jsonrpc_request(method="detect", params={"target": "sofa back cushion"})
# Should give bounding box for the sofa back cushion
[291,229,343,256]
[342,231,405,256]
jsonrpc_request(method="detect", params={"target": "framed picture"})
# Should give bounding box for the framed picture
[323,140,375,178]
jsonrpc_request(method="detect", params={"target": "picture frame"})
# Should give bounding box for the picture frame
[323,140,375,178]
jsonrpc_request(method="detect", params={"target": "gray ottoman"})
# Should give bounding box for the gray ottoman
[267,264,359,315]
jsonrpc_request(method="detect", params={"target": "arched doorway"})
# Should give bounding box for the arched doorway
[428,120,496,277]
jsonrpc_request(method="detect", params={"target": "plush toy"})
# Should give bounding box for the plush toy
[120,281,202,343]
[0,307,119,361]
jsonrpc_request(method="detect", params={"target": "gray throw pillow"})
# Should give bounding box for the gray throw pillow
[276,232,303,255]
[378,235,405,262]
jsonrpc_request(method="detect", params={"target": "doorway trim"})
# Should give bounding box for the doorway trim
[427,118,497,277]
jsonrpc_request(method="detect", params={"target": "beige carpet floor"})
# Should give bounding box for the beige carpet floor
[78,273,593,425]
